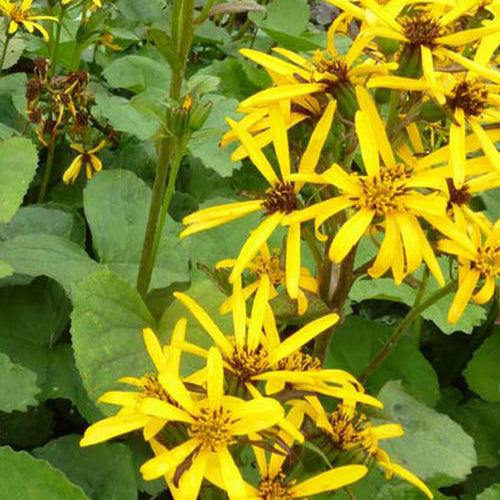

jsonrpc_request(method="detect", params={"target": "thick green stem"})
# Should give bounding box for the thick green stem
[37,139,57,203]
[136,0,195,297]
[0,33,12,73]
[140,140,185,294]
[136,137,174,297]
[359,280,456,383]
[49,6,65,76]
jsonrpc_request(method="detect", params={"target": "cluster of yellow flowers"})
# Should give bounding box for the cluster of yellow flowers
[78,0,499,498]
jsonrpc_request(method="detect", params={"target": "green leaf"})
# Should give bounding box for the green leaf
[198,58,271,101]
[0,260,12,278]
[0,73,27,114]
[0,278,70,346]
[377,381,476,486]
[326,316,440,406]
[249,0,310,36]
[0,234,101,296]
[481,188,500,221]
[102,54,171,93]
[0,205,84,244]
[0,405,54,447]
[350,276,486,334]
[0,137,38,223]
[84,169,189,290]
[463,328,500,402]
[33,435,137,500]
[147,28,179,71]
[71,271,156,412]
[0,36,25,70]
[158,279,233,376]
[478,484,500,500]
[93,91,158,141]
[0,352,40,412]
[0,446,90,500]
[190,95,242,176]
[447,399,500,468]
[44,344,101,423]
[115,0,165,23]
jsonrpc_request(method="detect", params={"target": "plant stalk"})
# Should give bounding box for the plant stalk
[359,280,455,383]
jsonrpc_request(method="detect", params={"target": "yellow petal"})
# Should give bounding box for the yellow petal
[269,102,290,179]
[329,209,375,263]
[207,347,224,410]
[473,275,495,304]
[80,414,150,446]
[140,397,193,423]
[395,214,422,274]
[230,398,284,435]
[285,222,301,299]
[271,313,339,363]
[378,460,433,499]
[226,118,278,185]
[217,448,247,500]
[183,200,263,225]
[355,111,380,177]
[369,214,398,279]
[142,327,167,373]
[290,465,368,496]
[355,86,395,167]
[239,84,326,110]
[469,119,500,175]
[448,270,480,323]
[174,292,234,358]
[247,275,270,350]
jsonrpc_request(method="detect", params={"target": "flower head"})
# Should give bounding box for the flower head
[0,0,57,41]
[63,140,106,184]
[438,219,500,323]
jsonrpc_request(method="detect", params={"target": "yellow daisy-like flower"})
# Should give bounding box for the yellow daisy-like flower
[182,100,336,299]
[289,86,448,286]
[63,140,106,184]
[172,281,382,409]
[305,399,433,498]
[438,219,500,323]
[235,20,396,119]
[217,243,318,316]
[324,0,500,104]
[80,323,187,446]
[139,347,285,500]
[0,0,57,41]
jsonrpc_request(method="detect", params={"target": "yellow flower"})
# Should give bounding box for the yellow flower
[139,347,285,500]
[289,86,448,286]
[0,0,57,41]
[172,281,382,409]
[305,399,433,498]
[80,324,187,446]
[438,219,500,323]
[324,0,500,104]
[182,101,335,299]
[217,243,319,316]
[63,140,106,184]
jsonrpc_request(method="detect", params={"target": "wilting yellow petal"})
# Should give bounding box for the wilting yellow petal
[290,465,368,496]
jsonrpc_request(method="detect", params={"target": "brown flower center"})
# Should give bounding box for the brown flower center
[402,14,443,46]
[446,178,471,208]
[258,474,295,500]
[277,351,321,372]
[263,182,298,215]
[447,80,488,117]
[355,175,408,215]
[230,344,270,382]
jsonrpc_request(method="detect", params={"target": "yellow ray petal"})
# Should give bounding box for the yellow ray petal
[448,270,480,323]
[142,327,167,373]
[230,398,284,435]
[271,313,339,363]
[395,214,422,273]
[369,214,399,278]
[329,209,375,263]
[378,460,433,499]
[290,465,368,496]
[239,84,326,110]
[469,119,500,175]
[80,414,150,446]
[285,222,301,299]
[269,102,290,179]
[355,111,380,177]
[173,292,234,357]
[140,397,194,423]
[217,448,247,500]
[247,275,270,350]
[207,347,224,410]
[473,275,495,304]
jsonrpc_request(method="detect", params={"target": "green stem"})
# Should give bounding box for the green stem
[49,6,65,76]
[141,140,185,294]
[136,137,174,297]
[37,138,57,203]
[136,0,195,297]
[359,280,456,383]
[194,0,217,24]
[0,33,12,73]
[385,89,400,138]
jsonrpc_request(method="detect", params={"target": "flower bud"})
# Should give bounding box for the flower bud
[189,100,213,131]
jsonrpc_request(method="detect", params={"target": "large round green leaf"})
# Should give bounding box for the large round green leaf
[33,435,137,500]
[71,270,156,412]
[0,446,90,499]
